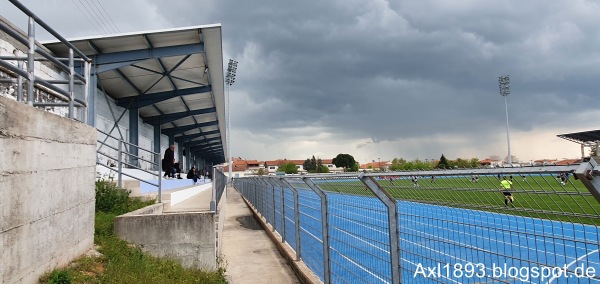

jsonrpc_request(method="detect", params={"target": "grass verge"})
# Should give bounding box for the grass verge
[39,180,227,284]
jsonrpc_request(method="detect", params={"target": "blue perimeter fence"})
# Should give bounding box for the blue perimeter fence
[234,161,600,284]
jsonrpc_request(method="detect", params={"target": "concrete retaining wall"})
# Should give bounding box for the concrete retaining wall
[216,187,228,256]
[0,96,96,284]
[114,209,217,270]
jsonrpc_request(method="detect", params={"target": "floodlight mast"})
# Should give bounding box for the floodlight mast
[499,75,512,166]
[225,59,238,184]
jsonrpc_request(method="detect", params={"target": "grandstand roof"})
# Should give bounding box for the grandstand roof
[43,25,226,164]
[557,129,600,146]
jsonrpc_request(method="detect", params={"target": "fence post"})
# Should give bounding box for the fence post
[211,167,217,211]
[274,178,286,242]
[26,16,35,106]
[302,177,331,284]
[14,49,23,101]
[280,178,301,260]
[264,178,278,232]
[68,48,74,119]
[359,172,401,284]
[117,139,122,188]
[574,158,600,204]
[157,151,162,203]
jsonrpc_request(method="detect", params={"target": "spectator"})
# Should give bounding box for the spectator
[174,162,183,179]
[187,166,199,184]
[162,145,175,178]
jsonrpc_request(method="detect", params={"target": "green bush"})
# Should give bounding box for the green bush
[47,270,72,284]
[95,180,130,214]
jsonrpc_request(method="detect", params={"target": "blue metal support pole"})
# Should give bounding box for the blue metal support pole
[129,105,139,167]
[154,124,161,171]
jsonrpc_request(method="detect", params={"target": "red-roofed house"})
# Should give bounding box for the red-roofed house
[479,159,500,167]
[533,159,557,166]
[555,159,581,165]
[359,161,391,171]
[263,158,345,174]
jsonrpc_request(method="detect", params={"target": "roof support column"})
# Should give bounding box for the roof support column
[87,69,97,127]
[178,137,184,170]
[154,125,161,171]
[168,136,175,148]
[128,105,139,168]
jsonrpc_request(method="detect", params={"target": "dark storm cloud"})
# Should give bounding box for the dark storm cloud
[5,0,600,161]
[141,0,600,160]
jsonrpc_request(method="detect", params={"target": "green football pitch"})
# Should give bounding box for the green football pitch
[311,175,600,226]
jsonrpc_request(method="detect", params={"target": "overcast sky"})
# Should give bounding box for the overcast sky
[4,0,599,164]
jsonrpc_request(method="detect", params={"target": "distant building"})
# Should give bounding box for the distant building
[533,159,557,166]
[359,161,391,171]
[262,159,345,175]
[555,159,581,166]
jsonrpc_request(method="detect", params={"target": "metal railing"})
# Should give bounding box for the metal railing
[0,0,91,122]
[235,160,600,283]
[96,129,162,202]
[211,167,227,212]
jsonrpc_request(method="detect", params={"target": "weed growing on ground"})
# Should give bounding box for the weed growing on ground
[39,180,227,283]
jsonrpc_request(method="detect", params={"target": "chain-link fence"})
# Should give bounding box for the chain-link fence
[211,167,227,212]
[235,161,600,283]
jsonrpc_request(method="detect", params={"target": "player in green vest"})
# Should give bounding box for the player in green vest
[500,176,515,207]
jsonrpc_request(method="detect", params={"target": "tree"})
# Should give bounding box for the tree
[455,158,469,168]
[469,158,480,168]
[304,156,326,173]
[315,158,328,173]
[277,162,298,174]
[389,158,406,171]
[317,165,329,173]
[332,153,357,172]
[256,168,266,176]
[437,154,450,169]
[303,158,310,172]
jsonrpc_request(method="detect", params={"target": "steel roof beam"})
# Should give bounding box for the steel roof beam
[116,85,212,108]
[130,62,204,86]
[183,136,222,145]
[174,130,220,140]
[189,143,222,150]
[143,107,216,125]
[187,142,222,149]
[94,43,204,73]
[161,121,218,136]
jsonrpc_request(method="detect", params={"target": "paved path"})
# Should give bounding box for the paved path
[220,186,300,284]
[167,185,300,283]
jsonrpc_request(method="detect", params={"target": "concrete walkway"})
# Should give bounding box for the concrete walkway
[220,186,300,283]
[168,185,300,283]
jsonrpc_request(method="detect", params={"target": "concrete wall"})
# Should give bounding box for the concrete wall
[0,96,96,284]
[114,209,217,270]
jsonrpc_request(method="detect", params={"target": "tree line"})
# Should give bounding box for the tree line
[275,153,481,174]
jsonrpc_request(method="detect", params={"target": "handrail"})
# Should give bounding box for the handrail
[8,0,91,61]
[96,163,159,187]
[96,128,163,203]
[0,0,91,122]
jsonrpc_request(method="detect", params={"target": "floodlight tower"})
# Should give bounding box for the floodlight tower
[225,59,238,184]
[499,75,512,166]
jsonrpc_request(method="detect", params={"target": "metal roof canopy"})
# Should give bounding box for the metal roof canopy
[558,129,600,159]
[43,25,227,164]
[557,130,600,146]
